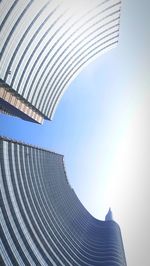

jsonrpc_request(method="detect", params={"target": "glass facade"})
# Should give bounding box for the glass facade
[0,0,121,122]
[0,137,126,266]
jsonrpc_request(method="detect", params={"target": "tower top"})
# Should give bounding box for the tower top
[105,208,113,221]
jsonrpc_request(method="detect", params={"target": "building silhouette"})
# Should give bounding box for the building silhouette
[1,137,126,266]
[0,0,121,123]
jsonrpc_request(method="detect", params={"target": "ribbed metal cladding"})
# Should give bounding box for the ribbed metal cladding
[0,0,121,120]
[0,137,127,266]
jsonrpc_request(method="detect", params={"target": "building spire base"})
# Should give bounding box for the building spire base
[105,208,113,221]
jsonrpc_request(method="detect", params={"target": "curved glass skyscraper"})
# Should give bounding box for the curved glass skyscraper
[1,137,126,265]
[0,2,126,265]
[0,0,121,123]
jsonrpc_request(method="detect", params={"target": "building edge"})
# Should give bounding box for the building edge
[0,80,50,124]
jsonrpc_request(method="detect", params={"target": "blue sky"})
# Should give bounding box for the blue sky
[0,1,150,265]
[1,46,133,218]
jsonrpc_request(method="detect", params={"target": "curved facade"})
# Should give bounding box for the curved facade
[1,137,126,266]
[0,0,121,122]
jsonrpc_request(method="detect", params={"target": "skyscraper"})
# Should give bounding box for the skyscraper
[0,0,121,123]
[1,136,126,265]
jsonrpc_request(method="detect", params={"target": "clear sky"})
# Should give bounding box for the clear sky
[0,0,150,265]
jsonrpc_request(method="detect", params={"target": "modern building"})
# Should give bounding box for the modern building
[0,0,121,123]
[1,136,126,266]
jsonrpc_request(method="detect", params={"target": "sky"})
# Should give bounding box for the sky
[0,0,150,265]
